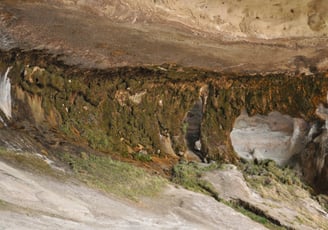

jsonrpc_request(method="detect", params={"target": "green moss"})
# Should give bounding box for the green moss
[49,74,64,91]
[5,50,328,162]
[182,122,188,134]
[133,152,152,162]
[171,162,220,196]
[225,200,285,230]
[0,199,9,209]
[57,152,166,200]
[0,148,64,179]
[171,161,288,229]
[240,160,304,189]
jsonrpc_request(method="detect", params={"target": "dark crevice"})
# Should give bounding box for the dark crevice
[230,198,293,230]
[184,98,204,161]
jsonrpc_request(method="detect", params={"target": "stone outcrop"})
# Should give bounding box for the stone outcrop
[230,111,310,165]
[298,94,328,193]
[0,159,268,230]
[203,165,328,230]
[0,49,328,193]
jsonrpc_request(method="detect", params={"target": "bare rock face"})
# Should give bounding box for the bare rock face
[203,165,328,230]
[300,99,328,193]
[0,159,268,230]
[64,0,328,39]
[1,0,328,72]
[301,132,328,193]
[230,110,309,165]
[229,96,328,194]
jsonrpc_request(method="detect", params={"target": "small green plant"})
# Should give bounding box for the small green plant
[133,152,152,162]
[182,122,188,134]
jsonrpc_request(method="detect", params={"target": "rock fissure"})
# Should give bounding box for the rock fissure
[230,198,289,229]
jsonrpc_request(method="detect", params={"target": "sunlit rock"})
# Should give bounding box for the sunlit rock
[230,110,309,165]
[0,67,12,120]
[66,0,328,39]
[128,91,147,104]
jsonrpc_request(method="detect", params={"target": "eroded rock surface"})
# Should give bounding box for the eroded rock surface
[0,1,327,72]
[203,165,328,230]
[0,0,328,228]
[230,111,310,165]
[56,0,328,39]
[300,99,328,193]
[0,160,267,230]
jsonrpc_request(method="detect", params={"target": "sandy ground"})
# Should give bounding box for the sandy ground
[0,160,267,230]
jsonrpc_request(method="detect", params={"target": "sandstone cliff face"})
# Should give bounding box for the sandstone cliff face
[62,0,328,39]
[1,1,328,228]
[1,0,328,72]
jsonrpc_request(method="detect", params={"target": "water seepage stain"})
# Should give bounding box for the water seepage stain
[0,67,12,121]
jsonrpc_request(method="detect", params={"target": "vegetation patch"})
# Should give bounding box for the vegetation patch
[57,152,166,200]
[132,151,152,162]
[171,162,220,198]
[0,148,64,179]
[171,161,286,229]
[240,160,311,204]
[0,199,9,209]
[240,160,305,190]
[240,160,328,229]
[226,200,285,230]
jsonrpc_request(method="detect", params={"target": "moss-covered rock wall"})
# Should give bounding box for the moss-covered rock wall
[1,49,328,165]
[202,74,328,162]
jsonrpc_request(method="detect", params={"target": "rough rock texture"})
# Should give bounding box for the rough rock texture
[59,0,328,39]
[1,48,328,182]
[0,160,267,230]
[302,131,328,194]
[0,1,327,72]
[1,1,328,228]
[230,111,310,165]
[203,165,328,230]
[300,101,328,193]
[1,50,328,162]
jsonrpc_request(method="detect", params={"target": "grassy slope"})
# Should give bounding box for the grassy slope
[0,148,166,201]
